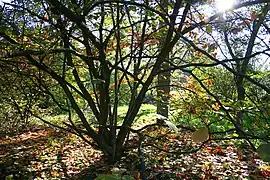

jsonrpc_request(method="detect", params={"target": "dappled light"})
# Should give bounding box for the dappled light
[1,125,270,179]
[0,0,269,179]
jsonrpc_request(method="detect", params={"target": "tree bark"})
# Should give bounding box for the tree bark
[157,63,170,122]
[156,0,170,123]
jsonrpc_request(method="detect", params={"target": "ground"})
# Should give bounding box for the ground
[0,125,269,179]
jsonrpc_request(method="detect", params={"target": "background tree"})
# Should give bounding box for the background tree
[156,0,171,122]
[220,4,270,129]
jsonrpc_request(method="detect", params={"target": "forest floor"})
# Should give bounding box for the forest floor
[0,124,269,180]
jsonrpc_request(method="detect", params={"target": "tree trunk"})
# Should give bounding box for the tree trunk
[235,75,245,128]
[157,63,170,122]
[156,0,170,123]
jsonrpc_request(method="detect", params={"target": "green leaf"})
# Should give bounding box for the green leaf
[257,143,270,162]
[0,26,6,33]
[206,25,212,33]
[95,174,134,180]
[122,175,135,180]
[129,6,137,11]
[5,174,14,180]
[95,174,121,180]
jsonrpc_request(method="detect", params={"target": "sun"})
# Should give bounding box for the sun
[215,0,236,12]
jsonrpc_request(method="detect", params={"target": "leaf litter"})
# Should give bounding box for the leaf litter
[0,125,269,179]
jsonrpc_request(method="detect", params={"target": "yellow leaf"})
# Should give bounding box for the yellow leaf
[191,127,209,143]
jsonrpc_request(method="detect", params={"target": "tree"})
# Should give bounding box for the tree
[217,3,270,130]
[0,50,47,132]
[0,0,269,163]
[156,0,170,122]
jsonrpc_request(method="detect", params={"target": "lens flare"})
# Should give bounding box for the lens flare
[215,0,235,12]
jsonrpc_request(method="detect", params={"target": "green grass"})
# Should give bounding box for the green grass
[33,104,157,129]
[117,104,157,128]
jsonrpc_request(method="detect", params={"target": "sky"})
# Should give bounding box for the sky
[0,0,10,5]
[0,0,9,3]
